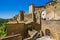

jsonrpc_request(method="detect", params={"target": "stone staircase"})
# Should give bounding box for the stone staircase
[23,30,38,40]
[23,30,42,40]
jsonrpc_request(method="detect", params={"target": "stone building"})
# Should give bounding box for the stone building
[28,0,60,40]
[5,0,60,40]
[46,1,60,20]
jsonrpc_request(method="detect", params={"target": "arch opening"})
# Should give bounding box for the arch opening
[45,29,50,36]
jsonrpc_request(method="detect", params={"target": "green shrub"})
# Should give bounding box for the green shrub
[0,19,8,38]
[0,22,7,38]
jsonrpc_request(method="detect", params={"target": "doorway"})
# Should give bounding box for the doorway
[45,29,50,36]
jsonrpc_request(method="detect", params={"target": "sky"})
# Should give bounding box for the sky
[0,0,51,19]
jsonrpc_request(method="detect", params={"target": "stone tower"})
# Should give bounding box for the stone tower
[20,11,24,21]
[29,4,36,22]
[17,11,24,22]
[29,4,35,13]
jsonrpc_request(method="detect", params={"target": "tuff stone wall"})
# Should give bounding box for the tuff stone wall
[46,2,60,20]
[6,23,28,38]
[41,20,60,40]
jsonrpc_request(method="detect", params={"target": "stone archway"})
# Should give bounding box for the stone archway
[45,29,50,36]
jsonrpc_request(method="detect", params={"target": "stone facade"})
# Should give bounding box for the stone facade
[29,1,60,21]
[46,2,60,20]
[5,1,60,40]
[28,1,60,40]
[6,22,29,39]
[41,20,60,40]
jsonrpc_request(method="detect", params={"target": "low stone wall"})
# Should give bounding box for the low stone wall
[5,22,41,39]
[6,23,28,38]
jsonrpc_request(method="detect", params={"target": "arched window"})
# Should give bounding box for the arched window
[41,10,46,20]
